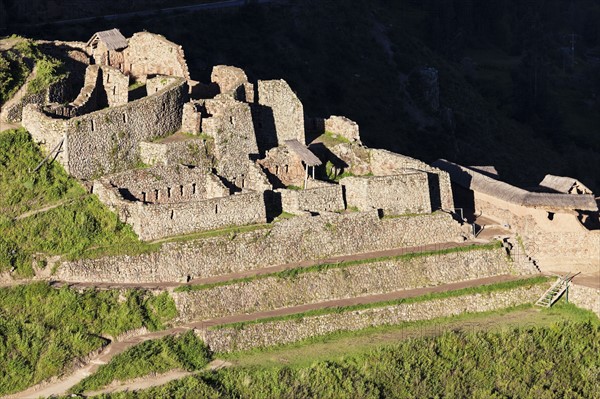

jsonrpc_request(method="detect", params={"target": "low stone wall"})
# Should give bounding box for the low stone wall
[370,149,454,212]
[279,184,344,215]
[57,211,465,284]
[569,284,600,317]
[341,173,432,215]
[133,191,267,241]
[173,247,520,322]
[199,284,547,352]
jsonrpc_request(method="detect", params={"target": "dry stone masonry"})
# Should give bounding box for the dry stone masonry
[57,211,466,284]
[199,284,548,352]
[16,29,468,244]
[173,247,529,322]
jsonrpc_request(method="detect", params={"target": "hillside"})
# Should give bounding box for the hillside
[8,0,600,192]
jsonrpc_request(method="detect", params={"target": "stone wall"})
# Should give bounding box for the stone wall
[324,115,361,144]
[340,173,432,215]
[257,80,305,146]
[199,284,547,352]
[568,284,600,317]
[258,146,306,187]
[324,142,372,176]
[133,191,267,241]
[0,65,67,122]
[102,65,129,107]
[473,194,600,270]
[279,183,344,215]
[99,165,228,204]
[123,32,190,82]
[369,149,454,211]
[211,65,251,101]
[139,137,214,168]
[94,176,265,241]
[21,105,70,172]
[181,101,203,134]
[146,76,177,96]
[23,78,188,179]
[203,96,262,188]
[57,211,466,284]
[173,247,523,322]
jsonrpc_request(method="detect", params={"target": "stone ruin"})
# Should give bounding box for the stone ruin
[17,28,457,241]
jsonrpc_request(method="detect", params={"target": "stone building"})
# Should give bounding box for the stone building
[19,29,469,241]
[434,159,599,271]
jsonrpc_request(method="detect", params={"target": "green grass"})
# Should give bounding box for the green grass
[70,331,211,394]
[0,283,177,396]
[79,318,600,399]
[0,128,84,218]
[0,129,151,275]
[26,56,68,94]
[211,276,551,331]
[176,241,503,292]
[0,38,37,105]
[317,130,352,147]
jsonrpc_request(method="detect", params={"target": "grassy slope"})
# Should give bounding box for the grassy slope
[17,0,600,191]
[0,283,177,396]
[0,129,153,275]
[77,303,599,398]
[70,331,211,394]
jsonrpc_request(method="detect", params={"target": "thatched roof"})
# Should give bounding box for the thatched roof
[433,159,598,211]
[539,174,593,195]
[87,29,128,51]
[285,140,322,166]
[469,166,499,177]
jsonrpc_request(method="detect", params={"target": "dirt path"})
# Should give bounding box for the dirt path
[0,120,21,131]
[85,360,231,397]
[14,198,73,220]
[5,274,522,398]
[5,328,190,399]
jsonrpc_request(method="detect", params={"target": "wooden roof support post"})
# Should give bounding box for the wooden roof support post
[304,163,308,190]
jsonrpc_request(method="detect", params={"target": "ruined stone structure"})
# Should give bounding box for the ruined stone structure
[340,173,432,215]
[15,29,465,242]
[324,115,362,144]
[6,30,597,366]
[434,160,600,271]
[173,246,527,322]
[57,211,466,284]
[256,79,305,148]
[199,284,548,352]
[86,29,190,84]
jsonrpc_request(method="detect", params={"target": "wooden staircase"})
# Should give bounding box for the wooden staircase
[535,273,577,308]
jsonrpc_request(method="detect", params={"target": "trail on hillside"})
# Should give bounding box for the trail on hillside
[84,360,231,397]
[5,274,523,398]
